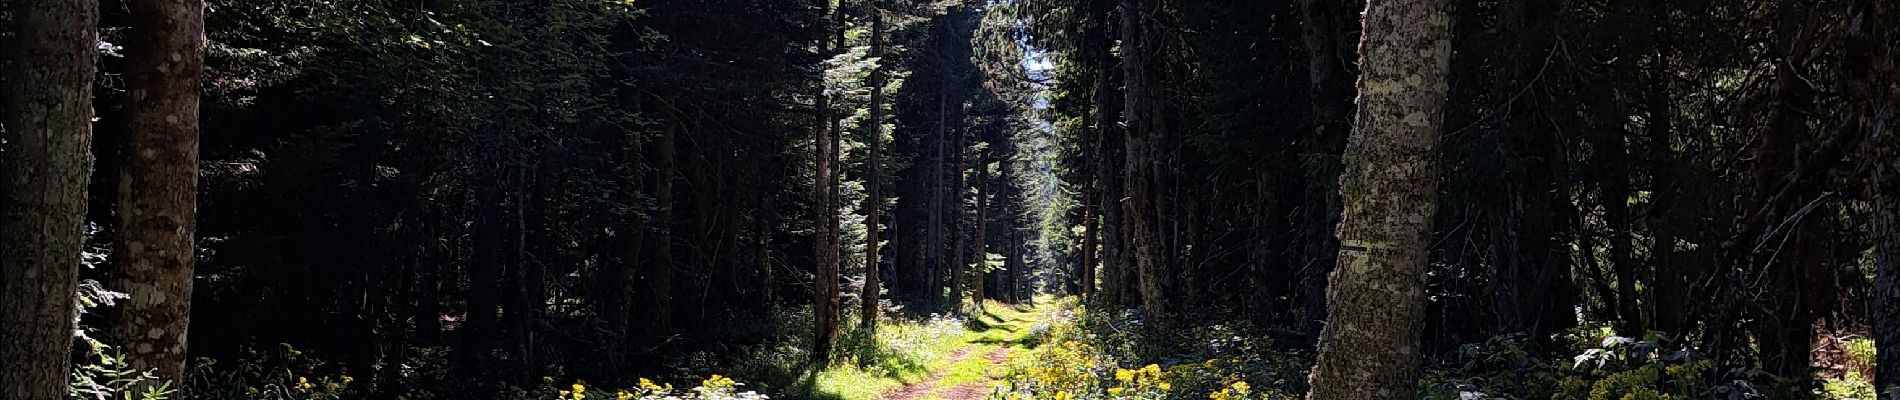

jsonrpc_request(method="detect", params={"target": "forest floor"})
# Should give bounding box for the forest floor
[866,301,1043,400]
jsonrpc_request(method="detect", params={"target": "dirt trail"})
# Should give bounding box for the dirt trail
[880,304,1039,400]
[879,346,1009,400]
[878,348,973,400]
[933,347,1014,400]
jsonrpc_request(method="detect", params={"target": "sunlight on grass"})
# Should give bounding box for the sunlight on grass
[800,300,1049,400]
[811,316,970,399]
[917,344,1003,400]
[963,301,1038,346]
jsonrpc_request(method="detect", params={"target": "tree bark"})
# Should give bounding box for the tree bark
[415,207,443,344]
[1120,0,1171,325]
[972,146,990,309]
[1090,0,1129,308]
[1589,74,1642,336]
[1748,0,1820,381]
[649,101,679,337]
[1294,0,1360,344]
[1490,0,1572,343]
[1846,0,1896,392]
[1080,179,1098,298]
[1645,0,1683,337]
[1303,0,1451,396]
[464,169,503,368]
[811,0,842,363]
[0,0,97,397]
[926,70,947,309]
[862,6,887,333]
[109,0,206,386]
[608,110,644,346]
[949,124,968,311]
[1605,127,1643,337]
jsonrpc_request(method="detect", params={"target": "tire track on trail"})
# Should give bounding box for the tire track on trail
[878,348,976,400]
[879,346,1010,400]
[880,304,1039,400]
[931,347,1012,400]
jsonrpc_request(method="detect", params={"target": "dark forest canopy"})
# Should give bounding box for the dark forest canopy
[0,0,1896,399]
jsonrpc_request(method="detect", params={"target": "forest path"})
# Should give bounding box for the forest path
[877,302,1043,400]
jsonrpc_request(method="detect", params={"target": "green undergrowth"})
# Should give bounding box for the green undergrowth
[983,297,1307,400]
[979,298,1888,400]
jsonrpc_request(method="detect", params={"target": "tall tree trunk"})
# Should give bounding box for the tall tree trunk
[862,7,887,334]
[465,171,503,368]
[501,166,531,382]
[1846,0,1895,392]
[1008,231,1024,303]
[512,169,550,383]
[1303,0,1451,396]
[1294,0,1360,344]
[608,115,644,347]
[972,147,990,309]
[949,125,968,312]
[1491,0,1571,343]
[0,0,97,397]
[1077,85,1098,298]
[756,215,773,308]
[1000,163,1021,303]
[108,0,204,387]
[825,0,845,325]
[1120,0,1171,325]
[1749,0,1819,381]
[926,74,947,310]
[415,207,443,345]
[1080,180,1098,298]
[810,0,842,363]
[1090,0,1128,308]
[1645,0,1683,337]
[649,101,679,338]
[1604,123,1643,336]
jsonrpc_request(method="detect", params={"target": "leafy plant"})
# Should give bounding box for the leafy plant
[182,344,353,400]
[69,269,172,400]
[549,375,769,400]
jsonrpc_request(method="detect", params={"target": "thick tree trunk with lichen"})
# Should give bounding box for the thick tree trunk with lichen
[109,0,205,387]
[1303,0,1451,397]
[0,0,97,398]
